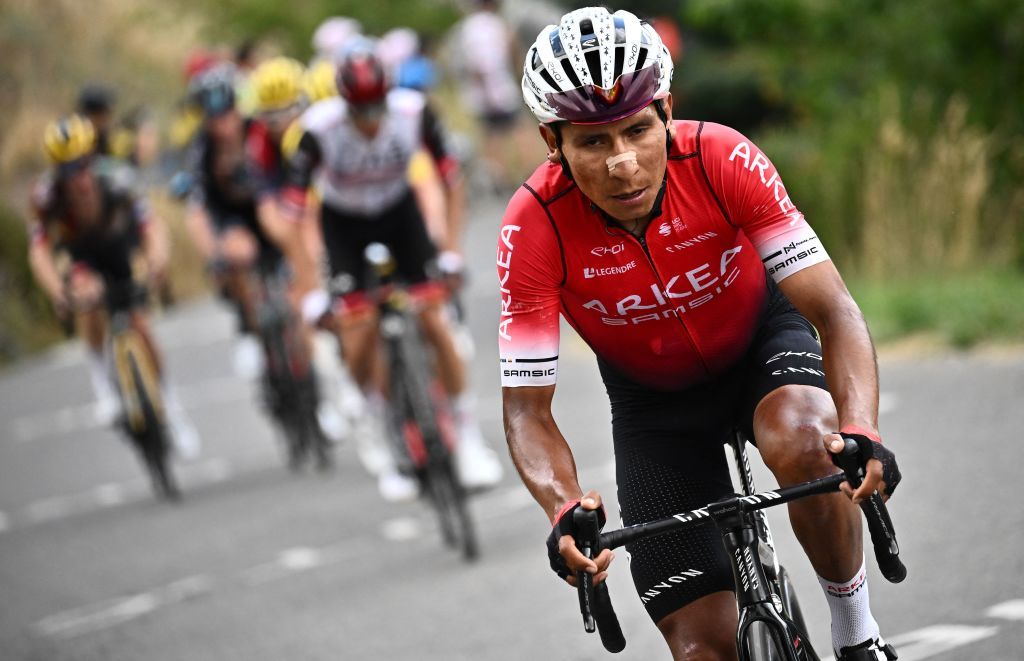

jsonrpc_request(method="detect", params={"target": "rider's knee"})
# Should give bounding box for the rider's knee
[416,304,448,345]
[658,594,738,661]
[662,624,735,660]
[755,388,836,483]
[219,229,258,268]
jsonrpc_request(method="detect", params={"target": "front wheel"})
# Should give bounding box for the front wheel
[126,350,180,501]
[392,351,479,561]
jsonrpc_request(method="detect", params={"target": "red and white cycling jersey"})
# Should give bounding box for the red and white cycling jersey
[497,121,829,390]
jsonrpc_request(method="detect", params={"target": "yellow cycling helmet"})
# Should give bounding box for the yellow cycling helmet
[304,59,338,104]
[43,115,96,164]
[252,56,306,112]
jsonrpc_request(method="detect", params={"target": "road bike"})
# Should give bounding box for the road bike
[360,243,479,561]
[252,259,330,471]
[106,281,180,501]
[573,434,905,659]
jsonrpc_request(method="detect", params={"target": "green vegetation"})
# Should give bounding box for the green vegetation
[851,271,1024,349]
[1,0,1022,365]
[673,0,1024,276]
[0,203,64,362]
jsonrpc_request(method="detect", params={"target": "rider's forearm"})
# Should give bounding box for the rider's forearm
[504,401,584,521]
[142,215,170,274]
[28,242,63,301]
[817,300,880,434]
[185,205,216,263]
[443,176,466,255]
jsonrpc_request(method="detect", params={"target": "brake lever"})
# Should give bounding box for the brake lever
[574,507,599,633]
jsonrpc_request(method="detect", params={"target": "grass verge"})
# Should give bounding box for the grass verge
[849,270,1024,349]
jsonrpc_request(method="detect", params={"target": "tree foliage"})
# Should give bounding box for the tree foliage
[677,0,1024,271]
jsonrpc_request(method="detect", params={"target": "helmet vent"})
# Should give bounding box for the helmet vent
[538,67,559,91]
[549,29,565,58]
[578,19,595,46]
[613,17,626,44]
[613,46,625,82]
[584,50,602,87]
[635,47,648,72]
[559,58,583,89]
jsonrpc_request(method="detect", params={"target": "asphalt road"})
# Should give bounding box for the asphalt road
[2,201,1023,660]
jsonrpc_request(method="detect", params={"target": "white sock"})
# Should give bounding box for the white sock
[817,558,880,652]
[87,350,115,401]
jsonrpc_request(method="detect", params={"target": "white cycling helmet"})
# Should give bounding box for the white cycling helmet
[522,7,673,124]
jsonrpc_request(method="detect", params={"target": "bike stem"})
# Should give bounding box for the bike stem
[709,497,774,609]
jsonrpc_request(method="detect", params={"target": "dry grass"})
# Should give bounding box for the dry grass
[0,0,207,179]
[859,90,1010,278]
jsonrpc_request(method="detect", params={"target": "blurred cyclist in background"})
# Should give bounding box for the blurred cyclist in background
[283,40,503,500]
[246,56,318,298]
[181,65,280,378]
[26,115,200,458]
[76,84,118,158]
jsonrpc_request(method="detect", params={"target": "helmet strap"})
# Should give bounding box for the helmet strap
[653,100,672,155]
[549,123,574,181]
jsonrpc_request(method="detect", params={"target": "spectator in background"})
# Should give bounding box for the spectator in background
[311,16,362,64]
[448,0,536,191]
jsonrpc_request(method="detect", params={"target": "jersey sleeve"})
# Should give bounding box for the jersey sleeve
[699,122,830,282]
[28,177,54,245]
[244,121,276,201]
[497,188,564,388]
[420,103,460,185]
[280,130,322,215]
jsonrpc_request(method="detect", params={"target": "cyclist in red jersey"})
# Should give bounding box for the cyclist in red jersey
[500,8,900,661]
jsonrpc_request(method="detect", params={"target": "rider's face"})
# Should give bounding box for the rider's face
[543,98,673,224]
[63,160,96,196]
[205,109,242,142]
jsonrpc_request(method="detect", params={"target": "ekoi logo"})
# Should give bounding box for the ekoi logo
[591,243,625,257]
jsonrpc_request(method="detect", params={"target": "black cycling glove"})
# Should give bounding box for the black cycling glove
[837,431,902,497]
[546,499,606,580]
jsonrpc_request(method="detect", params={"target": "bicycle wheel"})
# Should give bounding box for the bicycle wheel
[125,345,180,501]
[392,344,479,561]
[777,567,815,658]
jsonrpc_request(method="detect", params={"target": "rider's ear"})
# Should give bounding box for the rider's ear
[539,124,561,163]
[662,94,676,140]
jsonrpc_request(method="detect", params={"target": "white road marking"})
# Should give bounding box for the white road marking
[381,517,423,541]
[885,624,1000,661]
[8,456,264,534]
[879,392,898,415]
[35,574,214,639]
[8,376,248,445]
[93,483,126,507]
[24,497,76,524]
[986,599,1024,621]
[278,547,326,571]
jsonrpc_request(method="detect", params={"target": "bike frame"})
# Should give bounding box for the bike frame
[726,432,816,660]
[574,436,904,656]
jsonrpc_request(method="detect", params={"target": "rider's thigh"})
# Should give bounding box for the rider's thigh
[416,300,451,345]
[337,310,379,386]
[753,384,838,486]
[657,591,739,661]
[128,310,163,365]
[75,306,107,351]
[218,226,259,268]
